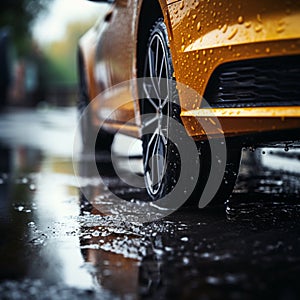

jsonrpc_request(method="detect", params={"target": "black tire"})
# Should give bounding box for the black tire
[78,57,114,152]
[190,141,241,206]
[140,18,241,206]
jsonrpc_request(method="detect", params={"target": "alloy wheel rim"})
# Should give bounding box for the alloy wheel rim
[142,31,171,197]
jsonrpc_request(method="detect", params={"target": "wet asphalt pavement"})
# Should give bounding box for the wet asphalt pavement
[0,107,299,300]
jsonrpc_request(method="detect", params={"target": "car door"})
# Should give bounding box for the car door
[94,0,139,135]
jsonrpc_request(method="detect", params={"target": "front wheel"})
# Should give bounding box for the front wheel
[140,19,181,201]
[140,18,241,206]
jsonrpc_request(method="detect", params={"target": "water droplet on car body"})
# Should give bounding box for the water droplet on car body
[238,16,244,24]
[255,25,263,33]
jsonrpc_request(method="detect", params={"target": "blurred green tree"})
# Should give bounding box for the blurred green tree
[0,0,52,55]
[43,20,98,86]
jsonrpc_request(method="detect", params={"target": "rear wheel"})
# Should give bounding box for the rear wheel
[140,18,241,205]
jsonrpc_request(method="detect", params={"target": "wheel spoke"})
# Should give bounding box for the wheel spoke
[158,48,166,86]
[142,114,159,128]
[143,64,160,103]
[143,129,159,170]
[148,46,155,78]
[155,37,159,77]
[160,94,169,109]
[151,151,158,186]
[143,82,159,110]
[149,76,161,103]
[149,37,164,101]
[156,136,165,182]
[144,130,167,191]
[159,128,168,145]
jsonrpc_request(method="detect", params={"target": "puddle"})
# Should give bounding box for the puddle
[0,279,112,300]
[0,109,300,299]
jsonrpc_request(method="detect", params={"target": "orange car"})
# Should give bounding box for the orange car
[78,0,300,206]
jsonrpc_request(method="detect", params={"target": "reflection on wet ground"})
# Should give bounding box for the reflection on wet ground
[0,108,299,299]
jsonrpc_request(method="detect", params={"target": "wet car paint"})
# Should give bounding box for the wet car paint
[0,108,299,299]
[79,0,300,140]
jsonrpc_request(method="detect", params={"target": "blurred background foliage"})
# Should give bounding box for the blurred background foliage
[0,0,51,55]
[0,0,101,106]
[42,20,96,86]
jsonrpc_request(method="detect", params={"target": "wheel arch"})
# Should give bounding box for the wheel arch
[136,0,164,78]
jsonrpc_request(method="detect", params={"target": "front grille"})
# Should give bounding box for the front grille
[204,55,300,108]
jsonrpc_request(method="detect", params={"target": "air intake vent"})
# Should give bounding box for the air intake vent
[204,55,300,108]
